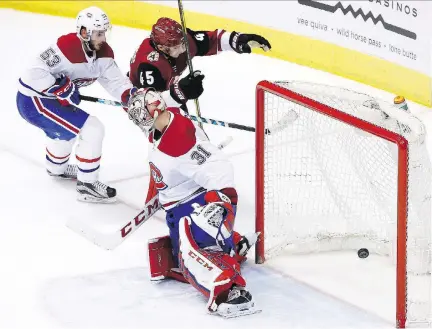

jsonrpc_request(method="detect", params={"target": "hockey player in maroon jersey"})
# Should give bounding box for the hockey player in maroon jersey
[129,17,271,108]
[126,88,260,317]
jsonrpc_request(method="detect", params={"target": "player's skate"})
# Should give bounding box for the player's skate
[217,286,261,318]
[76,180,116,203]
[47,164,78,180]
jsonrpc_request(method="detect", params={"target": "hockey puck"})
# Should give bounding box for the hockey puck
[358,248,369,259]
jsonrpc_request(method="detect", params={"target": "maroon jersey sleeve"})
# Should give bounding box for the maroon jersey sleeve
[129,39,174,91]
[186,28,225,57]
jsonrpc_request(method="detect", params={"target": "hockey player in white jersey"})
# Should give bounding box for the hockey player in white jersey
[127,88,260,318]
[16,6,138,203]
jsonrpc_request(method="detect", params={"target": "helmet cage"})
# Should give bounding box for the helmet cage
[127,88,158,131]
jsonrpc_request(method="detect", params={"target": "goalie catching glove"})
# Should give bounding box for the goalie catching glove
[191,189,260,262]
[189,190,237,254]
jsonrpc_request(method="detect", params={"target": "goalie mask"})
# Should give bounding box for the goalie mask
[127,88,166,133]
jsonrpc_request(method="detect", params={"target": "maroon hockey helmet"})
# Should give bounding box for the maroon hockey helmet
[150,17,184,48]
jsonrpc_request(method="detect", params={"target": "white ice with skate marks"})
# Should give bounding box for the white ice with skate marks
[41,264,388,328]
[2,8,432,329]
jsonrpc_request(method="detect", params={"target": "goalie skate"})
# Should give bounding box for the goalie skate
[76,180,116,203]
[216,286,262,319]
[47,164,77,180]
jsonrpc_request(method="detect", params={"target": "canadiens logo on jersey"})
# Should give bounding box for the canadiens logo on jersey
[73,77,97,88]
[147,51,159,62]
[149,162,167,190]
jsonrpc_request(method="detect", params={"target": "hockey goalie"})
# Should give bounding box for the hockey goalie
[126,88,260,318]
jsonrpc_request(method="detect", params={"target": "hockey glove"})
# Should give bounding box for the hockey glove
[189,190,236,253]
[121,87,138,105]
[229,32,271,54]
[46,76,80,107]
[121,87,139,111]
[169,70,204,104]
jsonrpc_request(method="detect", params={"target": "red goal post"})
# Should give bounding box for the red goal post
[255,80,431,328]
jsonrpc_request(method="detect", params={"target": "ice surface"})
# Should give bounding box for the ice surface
[3,8,432,329]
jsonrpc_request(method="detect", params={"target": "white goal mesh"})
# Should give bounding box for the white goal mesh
[255,81,431,328]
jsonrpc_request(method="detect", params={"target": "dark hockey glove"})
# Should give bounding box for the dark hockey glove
[229,32,271,54]
[169,70,205,104]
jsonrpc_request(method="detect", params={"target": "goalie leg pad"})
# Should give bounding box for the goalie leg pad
[178,217,247,313]
[148,235,174,281]
[148,235,188,283]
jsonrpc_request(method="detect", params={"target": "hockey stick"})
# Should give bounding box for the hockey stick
[65,138,233,250]
[80,94,297,135]
[66,194,161,251]
[80,94,122,107]
[177,0,204,130]
[186,111,298,135]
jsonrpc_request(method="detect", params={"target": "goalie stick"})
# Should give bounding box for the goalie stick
[66,137,234,250]
[66,194,161,250]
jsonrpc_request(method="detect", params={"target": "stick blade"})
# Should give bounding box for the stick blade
[66,218,120,250]
[265,109,298,135]
[65,195,161,250]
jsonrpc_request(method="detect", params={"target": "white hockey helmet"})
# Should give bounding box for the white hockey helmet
[76,6,111,42]
[127,88,167,133]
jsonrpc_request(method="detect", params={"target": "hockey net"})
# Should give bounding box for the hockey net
[255,80,431,328]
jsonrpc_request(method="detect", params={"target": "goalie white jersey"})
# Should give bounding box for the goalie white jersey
[18,33,133,100]
[147,108,235,209]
